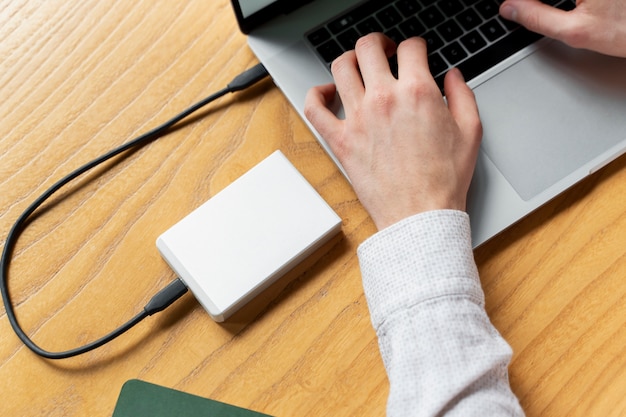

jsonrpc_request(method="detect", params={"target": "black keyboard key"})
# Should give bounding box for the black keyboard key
[428,52,448,76]
[461,30,487,52]
[456,8,482,31]
[539,0,575,9]
[377,5,403,28]
[317,39,343,62]
[479,18,506,41]
[385,27,406,44]
[399,16,426,37]
[555,0,576,10]
[437,19,463,42]
[434,73,446,93]
[498,15,519,31]
[437,0,465,16]
[307,27,331,46]
[395,0,422,17]
[357,17,383,35]
[419,5,446,26]
[337,28,361,50]
[441,41,468,65]
[475,0,499,19]
[457,27,543,81]
[328,15,359,35]
[328,0,387,34]
[423,30,444,51]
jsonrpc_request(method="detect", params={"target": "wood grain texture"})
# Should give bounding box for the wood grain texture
[1,1,624,416]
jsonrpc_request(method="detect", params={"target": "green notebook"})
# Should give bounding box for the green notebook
[112,379,272,417]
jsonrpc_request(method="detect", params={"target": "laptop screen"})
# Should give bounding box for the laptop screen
[231,0,315,33]
[240,0,275,18]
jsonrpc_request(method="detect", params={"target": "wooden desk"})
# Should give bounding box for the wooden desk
[1,1,624,415]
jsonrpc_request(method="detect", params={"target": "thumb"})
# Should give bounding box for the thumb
[304,83,345,154]
[444,68,482,146]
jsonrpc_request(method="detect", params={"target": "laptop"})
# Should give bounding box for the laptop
[231,0,626,247]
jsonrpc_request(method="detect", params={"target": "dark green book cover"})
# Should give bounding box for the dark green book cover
[112,379,273,417]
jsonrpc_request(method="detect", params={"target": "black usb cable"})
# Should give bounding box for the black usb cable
[0,63,270,360]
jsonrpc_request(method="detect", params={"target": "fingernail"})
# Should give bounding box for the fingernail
[500,4,518,21]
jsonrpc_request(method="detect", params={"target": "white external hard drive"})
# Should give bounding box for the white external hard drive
[156,151,342,322]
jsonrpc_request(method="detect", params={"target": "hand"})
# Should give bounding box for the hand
[500,0,626,58]
[304,34,482,231]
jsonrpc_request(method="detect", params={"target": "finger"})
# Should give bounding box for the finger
[444,68,482,144]
[500,0,576,43]
[396,37,431,81]
[304,83,344,145]
[354,33,397,87]
[331,50,365,112]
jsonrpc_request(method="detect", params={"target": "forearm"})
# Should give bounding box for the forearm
[358,210,524,417]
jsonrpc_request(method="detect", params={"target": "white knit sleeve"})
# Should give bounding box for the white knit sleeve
[357,210,524,417]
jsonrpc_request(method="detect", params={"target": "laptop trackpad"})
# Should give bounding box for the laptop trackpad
[474,41,626,200]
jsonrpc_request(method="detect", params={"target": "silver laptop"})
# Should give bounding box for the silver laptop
[231,0,626,247]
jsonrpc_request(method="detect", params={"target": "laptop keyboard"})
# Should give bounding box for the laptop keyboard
[306,0,576,92]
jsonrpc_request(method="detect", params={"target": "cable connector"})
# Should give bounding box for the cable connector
[227,63,270,92]
[144,278,188,315]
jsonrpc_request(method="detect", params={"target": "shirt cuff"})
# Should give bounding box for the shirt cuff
[357,210,484,330]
